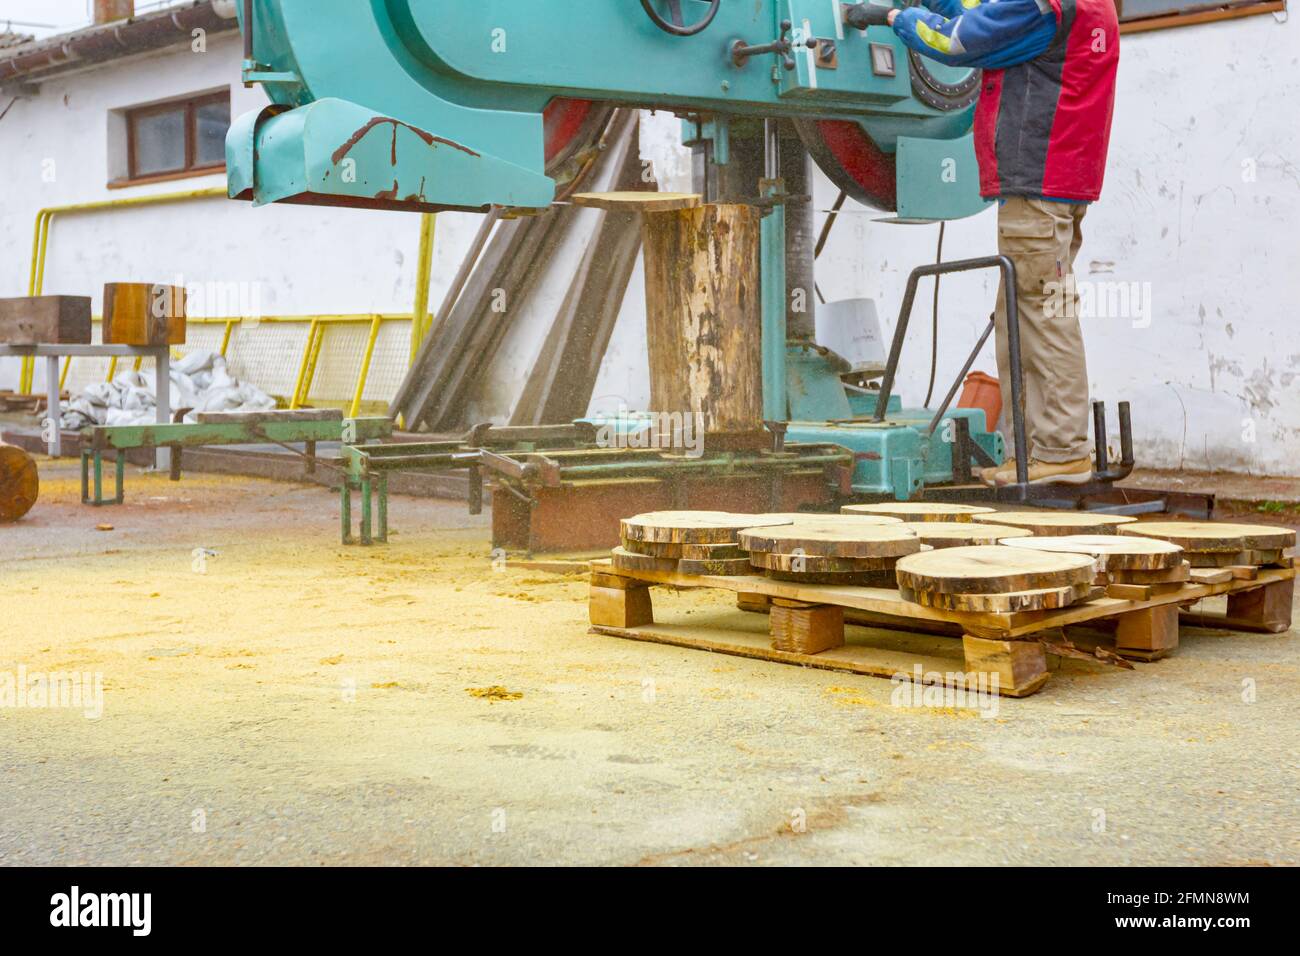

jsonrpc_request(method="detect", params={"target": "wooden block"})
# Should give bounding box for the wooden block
[1115,604,1180,653]
[1105,580,1186,601]
[681,542,746,560]
[589,584,653,628]
[591,570,645,590]
[611,546,679,574]
[1225,565,1260,581]
[0,296,91,345]
[961,635,1049,697]
[736,592,771,612]
[571,191,701,213]
[770,603,844,655]
[102,282,187,346]
[1188,567,1234,585]
[1225,578,1294,634]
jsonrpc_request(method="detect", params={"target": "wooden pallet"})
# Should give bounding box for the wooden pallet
[587,560,1295,698]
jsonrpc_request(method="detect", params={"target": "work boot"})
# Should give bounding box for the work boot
[996,457,1093,486]
[979,458,1015,486]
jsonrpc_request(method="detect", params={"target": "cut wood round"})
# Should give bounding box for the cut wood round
[752,511,904,527]
[999,534,1184,571]
[678,556,754,576]
[1118,521,1296,553]
[750,551,901,574]
[766,569,896,587]
[571,191,701,213]
[1185,549,1284,568]
[900,582,1094,613]
[0,444,39,523]
[895,545,1097,596]
[620,511,792,545]
[841,502,995,523]
[902,521,1033,549]
[611,546,679,574]
[680,542,746,560]
[621,538,684,559]
[971,511,1137,536]
[738,524,921,559]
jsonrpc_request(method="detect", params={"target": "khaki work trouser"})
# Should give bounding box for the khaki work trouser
[994,197,1092,464]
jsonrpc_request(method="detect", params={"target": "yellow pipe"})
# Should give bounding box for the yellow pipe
[220,320,237,357]
[289,320,319,409]
[409,212,438,365]
[301,322,326,407]
[17,187,227,394]
[351,315,384,418]
[106,356,119,382]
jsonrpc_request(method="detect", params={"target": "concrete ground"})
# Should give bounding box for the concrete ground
[1,458,1297,866]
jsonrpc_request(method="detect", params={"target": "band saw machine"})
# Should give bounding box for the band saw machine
[228,1,1173,550]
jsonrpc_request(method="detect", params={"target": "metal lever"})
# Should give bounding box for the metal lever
[732,20,797,71]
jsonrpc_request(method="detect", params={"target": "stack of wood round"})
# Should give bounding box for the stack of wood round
[842,502,995,523]
[971,511,1137,536]
[739,521,922,586]
[895,545,1099,613]
[999,534,1187,589]
[0,444,39,523]
[1118,521,1295,568]
[616,511,796,575]
[900,521,1033,550]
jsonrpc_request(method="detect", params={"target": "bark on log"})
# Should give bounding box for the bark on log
[640,203,763,437]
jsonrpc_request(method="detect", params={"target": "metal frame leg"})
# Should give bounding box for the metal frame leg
[115,453,125,504]
[361,477,373,546]
[45,355,61,458]
[80,451,90,504]
[341,481,354,545]
[377,475,388,544]
[874,255,1029,496]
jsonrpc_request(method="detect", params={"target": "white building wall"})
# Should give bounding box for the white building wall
[3,16,1297,476]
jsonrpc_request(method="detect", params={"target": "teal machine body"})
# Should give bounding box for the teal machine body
[229,0,1002,500]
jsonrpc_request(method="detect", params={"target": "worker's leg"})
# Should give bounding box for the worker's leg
[993,198,1092,467]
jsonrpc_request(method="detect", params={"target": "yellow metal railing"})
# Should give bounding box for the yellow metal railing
[18,189,443,414]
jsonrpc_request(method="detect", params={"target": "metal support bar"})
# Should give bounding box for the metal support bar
[874,255,1029,492]
[926,316,994,436]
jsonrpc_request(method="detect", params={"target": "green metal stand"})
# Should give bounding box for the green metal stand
[80,450,125,507]
[341,475,389,546]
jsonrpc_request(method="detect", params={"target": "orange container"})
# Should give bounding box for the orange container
[957,371,1002,432]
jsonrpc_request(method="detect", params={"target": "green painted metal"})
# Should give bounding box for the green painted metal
[894,135,991,222]
[79,417,393,506]
[229,0,982,217]
[84,417,391,451]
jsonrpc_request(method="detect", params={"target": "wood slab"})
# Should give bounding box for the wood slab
[750,551,900,573]
[895,545,1098,596]
[901,582,1095,614]
[620,511,793,545]
[571,191,701,212]
[903,521,1033,548]
[999,533,1184,571]
[611,546,679,574]
[972,511,1137,536]
[842,502,995,523]
[758,512,903,526]
[0,295,91,345]
[1119,520,1295,553]
[738,523,921,559]
[1185,548,1284,568]
[679,556,753,576]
